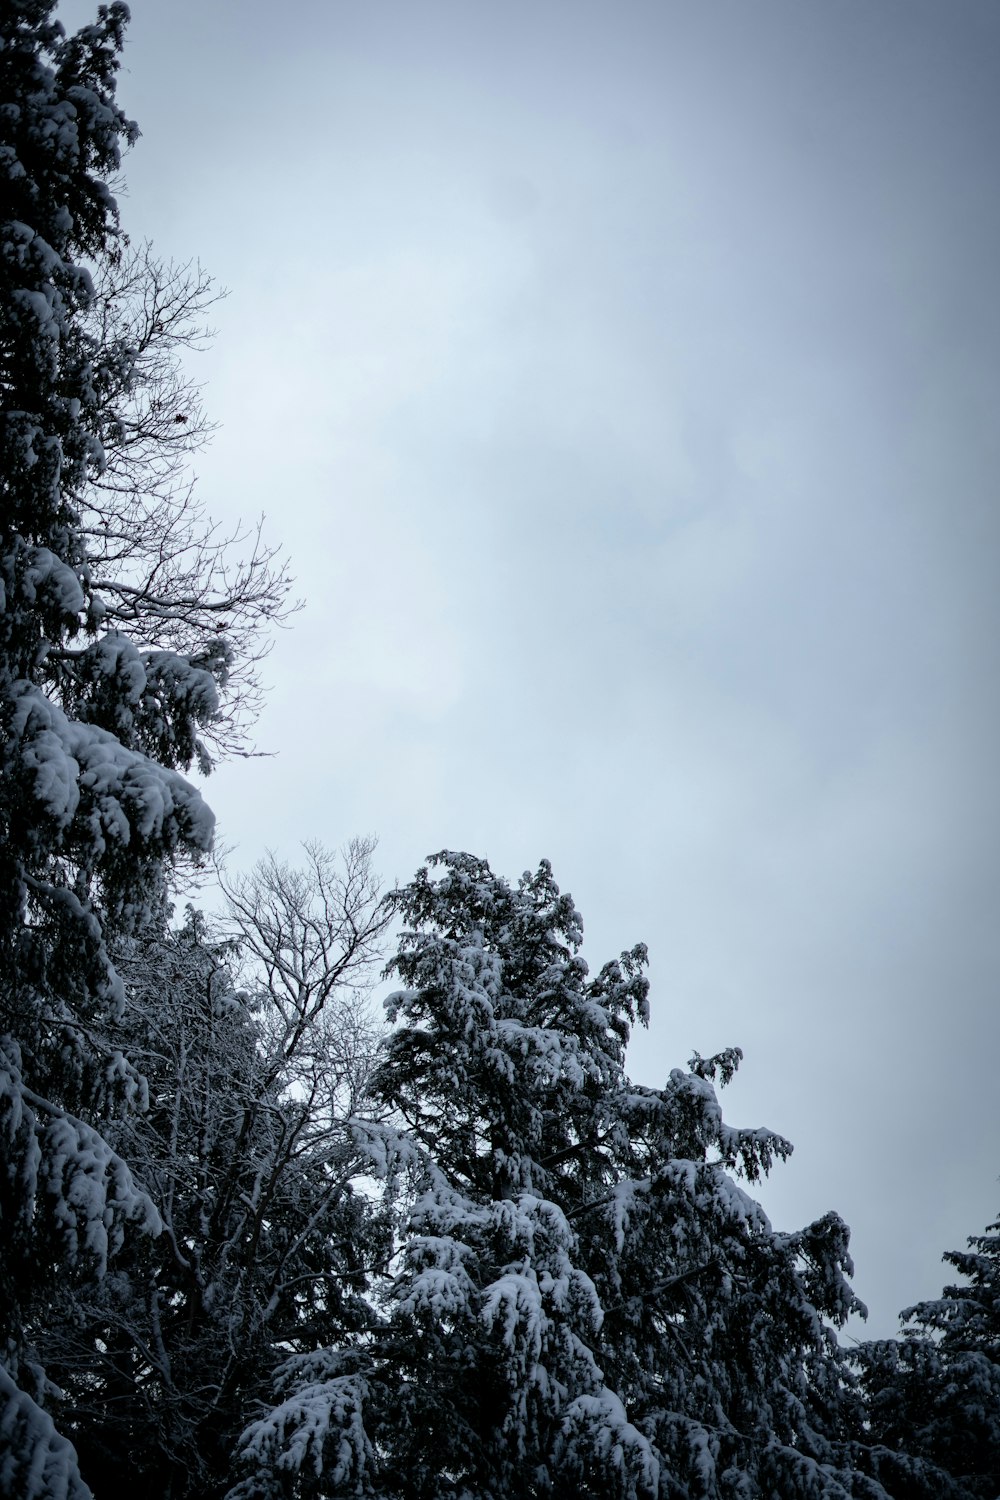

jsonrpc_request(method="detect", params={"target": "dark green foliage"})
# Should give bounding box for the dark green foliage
[856,1211,1000,1500]
[241,852,887,1500]
[0,9,289,1489]
[0,11,199,1451]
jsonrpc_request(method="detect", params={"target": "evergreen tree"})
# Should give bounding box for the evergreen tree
[856,1208,1000,1500]
[237,852,888,1500]
[0,4,288,1489]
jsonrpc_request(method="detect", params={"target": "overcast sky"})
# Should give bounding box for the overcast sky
[81,0,1000,1339]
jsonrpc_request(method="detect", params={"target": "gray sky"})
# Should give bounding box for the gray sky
[84,0,1000,1338]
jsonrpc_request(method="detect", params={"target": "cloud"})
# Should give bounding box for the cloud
[98,0,1000,1339]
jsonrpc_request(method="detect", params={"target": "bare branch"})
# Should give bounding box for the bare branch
[71,242,301,762]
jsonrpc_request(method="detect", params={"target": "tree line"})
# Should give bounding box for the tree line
[1,5,997,1497]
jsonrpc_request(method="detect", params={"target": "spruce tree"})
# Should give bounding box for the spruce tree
[237,852,889,1500]
[857,1208,1000,1500]
[0,4,284,1488]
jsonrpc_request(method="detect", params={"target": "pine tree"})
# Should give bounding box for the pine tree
[856,1208,1000,1500]
[237,852,887,1500]
[0,4,286,1489]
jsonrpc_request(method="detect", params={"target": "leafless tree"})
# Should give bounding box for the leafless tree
[35,839,392,1499]
[76,241,300,761]
[219,837,392,1117]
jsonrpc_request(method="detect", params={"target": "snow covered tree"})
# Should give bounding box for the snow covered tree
[32,842,390,1500]
[231,852,657,1500]
[236,852,888,1500]
[855,1207,1000,1500]
[356,854,659,1500]
[563,1033,896,1500]
[0,3,289,1489]
[1,0,167,1394]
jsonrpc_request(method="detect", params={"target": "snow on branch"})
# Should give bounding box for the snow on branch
[9,677,214,854]
[230,1364,372,1497]
[0,1366,93,1500]
[1,1040,161,1274]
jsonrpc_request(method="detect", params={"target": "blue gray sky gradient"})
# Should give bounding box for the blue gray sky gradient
[81,0,1000,1337]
